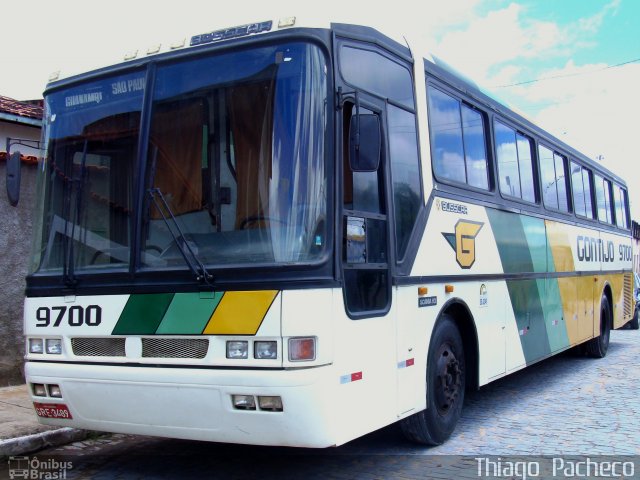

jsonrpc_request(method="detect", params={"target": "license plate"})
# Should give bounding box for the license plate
[33,402,73,419]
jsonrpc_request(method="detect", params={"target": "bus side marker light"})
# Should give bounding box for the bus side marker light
[445,285,454,293]
[232,395,256,410]
[169,39,186,50]
[418,287,428,296]
[288,337,316,361]
[258,396,283,412]
[340,372,363,384]
[397,358,415,369]
[123,50,138,61]
[278,17,296,28]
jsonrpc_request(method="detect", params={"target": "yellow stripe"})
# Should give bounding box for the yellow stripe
[545,220,575,272]
[202,291,278,335]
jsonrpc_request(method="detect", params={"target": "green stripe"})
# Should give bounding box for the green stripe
[488,209,571,363]
[506,279,551,362]
[541,279,570,352]
[486,209,534,274]
[112,293,174,335]
[521,216,547,273]
[156,292,223,334]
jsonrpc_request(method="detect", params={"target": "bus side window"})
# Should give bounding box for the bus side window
[614,184,629,229]
[539,145,569,212]
[571,161,586,217]
[582,168,595,219]
[427,86,489,190]
[494,120,535,203]
[594,174,613,224]
[388,105,422,258]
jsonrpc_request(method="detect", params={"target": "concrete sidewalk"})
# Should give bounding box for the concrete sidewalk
[0,385,92,458]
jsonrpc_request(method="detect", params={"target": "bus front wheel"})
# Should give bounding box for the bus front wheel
[400,314,465,445]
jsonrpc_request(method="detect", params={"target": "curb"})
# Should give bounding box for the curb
[0,428,92,458]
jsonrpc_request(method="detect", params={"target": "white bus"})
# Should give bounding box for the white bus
[20,17,633,448]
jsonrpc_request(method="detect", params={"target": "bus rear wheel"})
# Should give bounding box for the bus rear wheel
[585,294,611,358]
[400,315,465,445]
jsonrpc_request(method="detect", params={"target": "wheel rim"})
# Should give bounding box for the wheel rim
[434,342,462,415]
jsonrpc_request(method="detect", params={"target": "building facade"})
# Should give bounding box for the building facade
[0,95,42,385]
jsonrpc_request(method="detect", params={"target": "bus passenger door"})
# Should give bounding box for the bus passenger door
[340,101,391,318]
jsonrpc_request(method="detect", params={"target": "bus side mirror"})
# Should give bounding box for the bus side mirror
[6,151,22,206]
[349,114,380,172]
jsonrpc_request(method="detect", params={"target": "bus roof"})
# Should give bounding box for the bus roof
[44,18,626,188]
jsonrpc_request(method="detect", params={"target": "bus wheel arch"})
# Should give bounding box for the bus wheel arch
[585,286,612,358]
[399,299,478,445]
[440,299,479,391]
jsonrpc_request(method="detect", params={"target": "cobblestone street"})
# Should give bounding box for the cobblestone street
[3,329,639,479]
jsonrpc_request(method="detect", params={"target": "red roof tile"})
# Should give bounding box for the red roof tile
[0,95,43,120]
[0,151,39,165]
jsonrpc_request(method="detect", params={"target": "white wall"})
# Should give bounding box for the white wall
[0,121,41,157]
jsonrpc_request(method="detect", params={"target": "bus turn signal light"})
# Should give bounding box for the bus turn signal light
[288,337,316,361]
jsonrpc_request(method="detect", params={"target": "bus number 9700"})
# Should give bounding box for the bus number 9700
[36,306,102,327]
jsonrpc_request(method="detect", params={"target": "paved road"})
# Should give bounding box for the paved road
[3,329,640,479]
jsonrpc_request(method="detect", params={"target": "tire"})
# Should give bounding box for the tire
[585,294,611,358]
[400,315,465,445]
[629,307,639,330]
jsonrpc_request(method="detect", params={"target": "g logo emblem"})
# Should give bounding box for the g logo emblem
[442,220,484,269]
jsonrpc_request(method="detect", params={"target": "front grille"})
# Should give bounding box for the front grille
[141,338,209,359]
[71,338,126,357]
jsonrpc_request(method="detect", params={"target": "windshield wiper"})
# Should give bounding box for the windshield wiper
[147,188,214,285]
[63,140,89,287]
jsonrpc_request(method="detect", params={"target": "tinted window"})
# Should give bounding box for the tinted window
[427,86,489,189]
[614,185,628,228]
[340,46,414,109]
[571,162,586,217]
[571,163,595,219]
[494,120,535,202]
[582,169,594,219]
[539,145,558,209]
[517,134,535,203]
[603,180,612,223]
[461,108,489,189]
[388,105,422,258]
[495,121,520,197]
[539,145,568,212]
[554,154,569,212]
[595,174,611,223]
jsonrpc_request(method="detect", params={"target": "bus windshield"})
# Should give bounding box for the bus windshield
[31,42,328,276]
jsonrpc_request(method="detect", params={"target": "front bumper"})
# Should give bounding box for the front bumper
[25,360,338,448]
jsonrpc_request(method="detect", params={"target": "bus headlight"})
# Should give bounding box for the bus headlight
[29,338,44,354]
[32,384,47,397]
[232,394,256,410]
[46,339,63,355]
[226,341,248,359]
[254,341,277,359]
[48,384,63,398]
[258,396,283,412]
